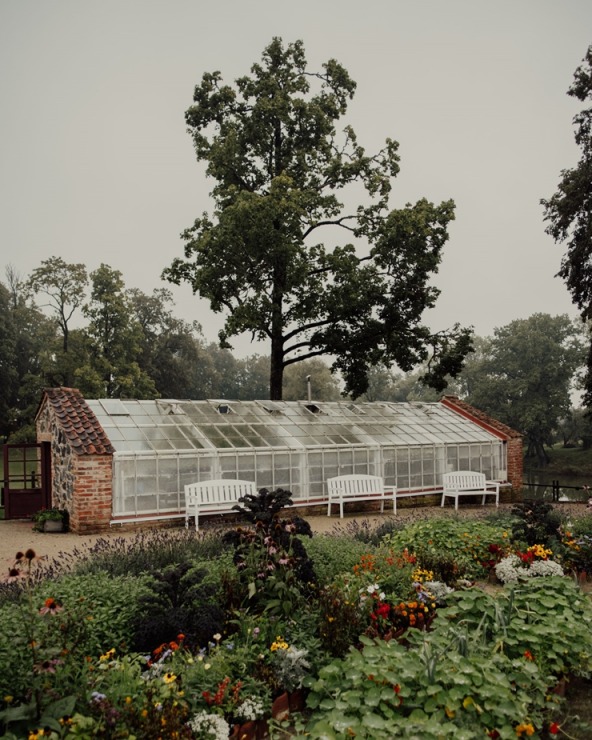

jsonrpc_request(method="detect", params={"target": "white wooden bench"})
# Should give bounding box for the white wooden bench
[327,474,397,518]
[184,479,257,530]
[441,471,500,510]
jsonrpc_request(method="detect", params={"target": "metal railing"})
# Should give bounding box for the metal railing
[522,480,590,502]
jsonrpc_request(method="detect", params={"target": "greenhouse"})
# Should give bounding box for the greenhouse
[84,397,517,521]
[30,389,521,532]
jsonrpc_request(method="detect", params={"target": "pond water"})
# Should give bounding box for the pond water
[522,468,592,503]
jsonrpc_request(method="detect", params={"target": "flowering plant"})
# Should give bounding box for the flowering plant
[562,528,592,575]
[495,553,564,584]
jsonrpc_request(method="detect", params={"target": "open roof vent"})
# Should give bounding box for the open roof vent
[257,401,284,416]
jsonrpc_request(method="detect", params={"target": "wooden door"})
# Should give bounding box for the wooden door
[2,443,51,519]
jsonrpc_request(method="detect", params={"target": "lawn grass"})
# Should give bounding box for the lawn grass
[536,445,592,476]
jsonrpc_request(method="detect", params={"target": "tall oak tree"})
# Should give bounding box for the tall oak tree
[164,38,472,400]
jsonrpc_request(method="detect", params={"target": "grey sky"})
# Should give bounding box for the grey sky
[1,0,590,357]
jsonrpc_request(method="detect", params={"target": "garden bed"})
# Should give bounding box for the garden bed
[1,494,591,738]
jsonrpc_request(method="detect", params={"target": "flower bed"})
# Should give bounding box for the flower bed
[1,496,591,738]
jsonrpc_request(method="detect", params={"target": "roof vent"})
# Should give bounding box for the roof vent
[256,400,284,415]
[217,403,232,415]
[304,403,322,414]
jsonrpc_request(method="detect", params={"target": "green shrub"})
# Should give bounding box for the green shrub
[130,558,228,652]
[0,572,152,707]
[511,500,566,549]
[383,518,512,581]
[305,534,375,585]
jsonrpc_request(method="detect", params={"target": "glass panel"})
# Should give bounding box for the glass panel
[158,459,179,493]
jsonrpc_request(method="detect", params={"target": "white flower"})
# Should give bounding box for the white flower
[495,554,564,584]
[529,559,564,578]
[187,711,230,740]
[235,696,266,721]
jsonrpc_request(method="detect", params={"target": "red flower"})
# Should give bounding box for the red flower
[523,650,534,661]
[549,722,560,735]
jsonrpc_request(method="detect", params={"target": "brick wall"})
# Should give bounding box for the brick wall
[70,456,113,533]
[36,392,114,534]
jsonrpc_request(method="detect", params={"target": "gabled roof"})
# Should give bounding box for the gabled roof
[441,396,522,439]
[39,387,115,455]
[82,397,501,454]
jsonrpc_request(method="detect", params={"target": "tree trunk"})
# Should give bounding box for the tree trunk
[269,334,284,400]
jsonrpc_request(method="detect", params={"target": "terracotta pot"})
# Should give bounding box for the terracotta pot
[272,691,290,721]
[488,568,500,584]
[553,676,568,697]
[236,720,257,740]
[288,688,306,713]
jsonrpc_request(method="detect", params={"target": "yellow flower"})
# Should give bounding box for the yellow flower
[4,695,13,704]
[125,696,132,704]
[163,672,177,684]
[99,648,116,662]
[515,722,535,736]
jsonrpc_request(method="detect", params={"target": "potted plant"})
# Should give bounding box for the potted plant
[32,507,68,533]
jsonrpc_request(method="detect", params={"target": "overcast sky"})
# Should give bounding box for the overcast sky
[1,1,591,357]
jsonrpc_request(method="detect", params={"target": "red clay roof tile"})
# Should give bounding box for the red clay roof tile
[42,387,115,456]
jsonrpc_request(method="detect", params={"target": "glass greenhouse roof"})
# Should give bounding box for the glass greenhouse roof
[85,399,500,454]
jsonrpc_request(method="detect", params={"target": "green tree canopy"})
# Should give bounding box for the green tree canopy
[27,256,88,354]
[0,267,56,441]
[164,38,472,400]
[462,314,585,464]
[542,45,592,406]
[80,264,158,399]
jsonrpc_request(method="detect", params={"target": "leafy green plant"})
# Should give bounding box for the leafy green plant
[305,534,376,585]
[130,559,227,652]
[31,507,68,532]
[383,518,512,581]
[437,576,592,679]
[511,500,565,549]
[222,489,316,616]
[304,632,551,739]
